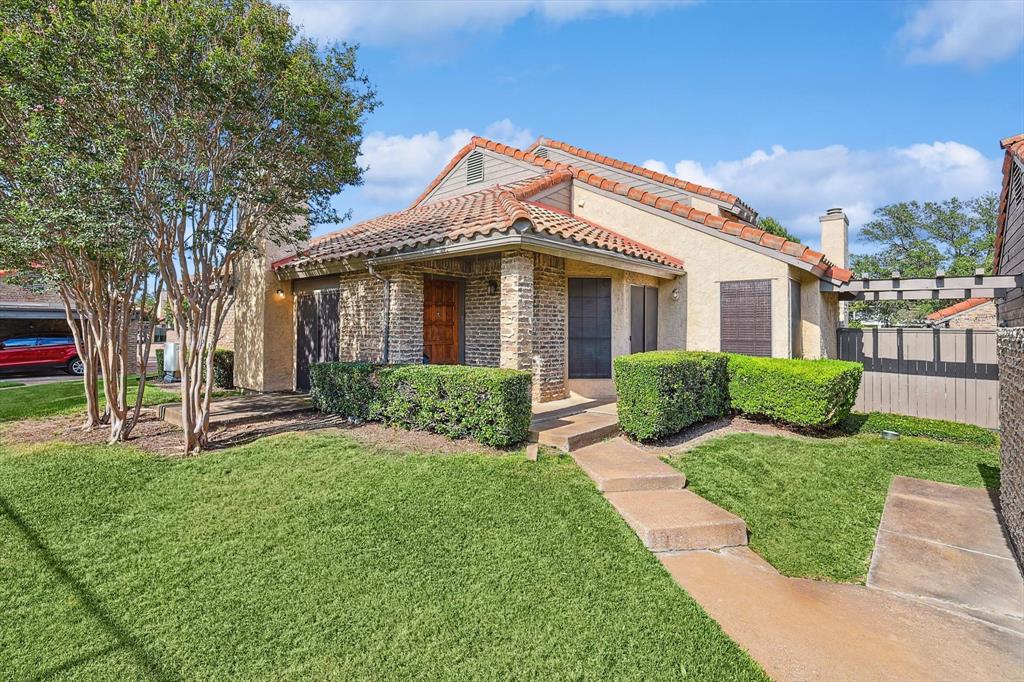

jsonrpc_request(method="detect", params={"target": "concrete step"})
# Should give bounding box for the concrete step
[572,439,685,492]
[529,411,619,452]
[605,489,748,552]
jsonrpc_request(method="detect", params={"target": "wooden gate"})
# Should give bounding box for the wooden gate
[837,327,999,428]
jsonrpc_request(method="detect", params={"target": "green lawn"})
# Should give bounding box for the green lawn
[669,431,1000,583]
[0,378,189,422]
[0,433,766,681]
[0,380,24,389]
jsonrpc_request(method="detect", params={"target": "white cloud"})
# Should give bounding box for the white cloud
[279,0,688,44]
[645,141,1001,250]
[357,119,533,204]
[898,0,1024,68]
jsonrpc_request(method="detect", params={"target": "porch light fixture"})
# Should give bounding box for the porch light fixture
[275,288,285,298]
[671,287,680,301]
[486,279,498,296]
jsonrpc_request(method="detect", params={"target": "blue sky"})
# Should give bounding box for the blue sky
[282,0,1024,252]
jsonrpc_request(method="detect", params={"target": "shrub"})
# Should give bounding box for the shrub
[727,355,862,428]
[615,351,730,441]
[212,349,234,389]
[309,361,380,420]
[154,349,164,378]
[309,363,532,447]
[839,412,998,447]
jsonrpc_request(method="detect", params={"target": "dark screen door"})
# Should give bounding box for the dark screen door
[295,289,340,392]
[568,278,612,378]
[630,285,659,354]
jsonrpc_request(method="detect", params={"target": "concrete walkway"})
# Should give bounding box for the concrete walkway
[540,403,1024,681]
[159,393,311,428]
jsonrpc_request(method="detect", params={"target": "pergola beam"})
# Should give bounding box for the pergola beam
[822,274,1024,295]
[850,288,1015,301]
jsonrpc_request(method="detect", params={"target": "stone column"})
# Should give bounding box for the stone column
[387,269,424,364]
[533,254,568,401]
[998,327,1024,571]
[500,251,534,371]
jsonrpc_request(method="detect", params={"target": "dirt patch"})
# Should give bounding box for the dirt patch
[635,415,816,456]
[1,408,513,458]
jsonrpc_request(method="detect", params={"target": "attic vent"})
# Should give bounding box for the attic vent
[466,151,484,184]
[535,148,549,159]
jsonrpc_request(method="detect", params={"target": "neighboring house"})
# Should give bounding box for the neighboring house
[996,133,1024,571]
[925,298,996,329]
[155,292,235,354]
[0,272,75,339]
[235,136,852,400]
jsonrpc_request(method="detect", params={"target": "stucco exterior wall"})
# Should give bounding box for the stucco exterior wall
[233,245,295,392]
[795,266,839,359]
[572,185,799,357]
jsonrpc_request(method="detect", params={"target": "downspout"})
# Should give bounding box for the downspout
[367,261,390,363]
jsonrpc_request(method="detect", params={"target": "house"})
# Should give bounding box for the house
[234,137,852,400]
[0,273,75,340]
[924,297,997,329]
[995,133,1024,570]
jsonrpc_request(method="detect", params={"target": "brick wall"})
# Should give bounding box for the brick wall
[533,253,568,401]
[998,327,1024,571]
[0,279,64,308]
[464,256,501,366]
[943,300,997,329]
[499,251,534,372]
[337,271,386,362]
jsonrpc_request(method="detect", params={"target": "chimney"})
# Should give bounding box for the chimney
[820,207,850,324]
[819,207,849,270]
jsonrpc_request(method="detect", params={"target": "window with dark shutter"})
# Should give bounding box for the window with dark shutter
[720,279,772,356]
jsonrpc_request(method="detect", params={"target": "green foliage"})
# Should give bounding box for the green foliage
[0,377,178,422]
[727,355,863,427]
[310,363,533,447]
[672,432,999,581]
[614,351,730,441]
[308,361,379,420]
[757,216,800,243]
[839,412,998,447]
[212,349,234,389]
[155,349,165,377]
[0,433,766,680]
[849,195,998,324]
[0,381,24,389]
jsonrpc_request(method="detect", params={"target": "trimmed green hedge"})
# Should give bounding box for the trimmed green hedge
[309,362,532,447]
[614,351,730,441]
[840,412,998,447]
[727,354,862,428]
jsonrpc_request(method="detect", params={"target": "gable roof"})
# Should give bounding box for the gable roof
[277,173,684,272]
[995,133,1024,274]
[409,137,851,283]
[528,137,757,220]
[925,297,993,323]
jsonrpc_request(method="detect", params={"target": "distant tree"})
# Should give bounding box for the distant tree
[757,216,800,243]
[849,195,998,324]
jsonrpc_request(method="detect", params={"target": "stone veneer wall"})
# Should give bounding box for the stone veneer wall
[997,327,1024,571]
[463,256,501,367]
[338,271,386,362]
[532,253,568,401]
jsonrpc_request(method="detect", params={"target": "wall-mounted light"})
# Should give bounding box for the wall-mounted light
[671,287,680,301]
[486,279,498,296]
[276,288,285,298]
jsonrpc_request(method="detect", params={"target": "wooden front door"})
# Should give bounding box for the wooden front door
[423,278,460,365]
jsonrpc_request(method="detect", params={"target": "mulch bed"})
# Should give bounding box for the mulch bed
[2,408,510,458]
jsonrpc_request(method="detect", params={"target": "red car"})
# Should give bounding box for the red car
[0,334,84,375]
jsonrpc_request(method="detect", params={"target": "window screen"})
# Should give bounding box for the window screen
[720,279,772,356]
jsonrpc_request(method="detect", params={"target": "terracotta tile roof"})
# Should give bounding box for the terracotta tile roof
[995,133,1024,273]
[530,137,756,218]
[408,137,851,282]
[926,297,992,322]
[279,182,683,271]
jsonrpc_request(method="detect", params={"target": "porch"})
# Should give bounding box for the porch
[291,247,685,403]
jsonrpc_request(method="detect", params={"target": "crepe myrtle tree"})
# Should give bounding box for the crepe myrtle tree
[0,96,161,440]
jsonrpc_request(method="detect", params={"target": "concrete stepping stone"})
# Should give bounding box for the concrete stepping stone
[529,410,619,452]
[572,439,685,492]
[867,477,1024,628]
[605,489,748,552]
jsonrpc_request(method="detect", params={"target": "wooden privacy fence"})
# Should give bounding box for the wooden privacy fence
[837,328,999,428]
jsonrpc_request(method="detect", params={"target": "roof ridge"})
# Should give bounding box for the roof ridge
[530,137,755,216]
[405,134,849,283]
